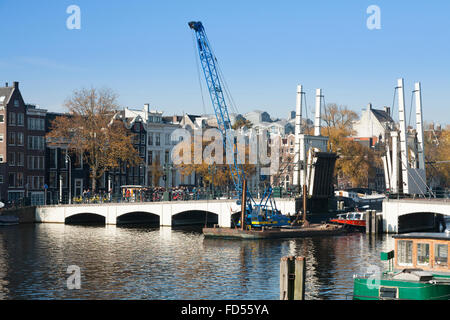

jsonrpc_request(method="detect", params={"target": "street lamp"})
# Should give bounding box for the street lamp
[65,152,71,204]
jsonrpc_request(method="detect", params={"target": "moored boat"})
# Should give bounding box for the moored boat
[352,231,450,300]
[330,211,366,229]
[0,215,19,226]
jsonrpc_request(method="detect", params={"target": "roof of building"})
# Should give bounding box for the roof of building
[371,108,394,124]
[0,86,14,105]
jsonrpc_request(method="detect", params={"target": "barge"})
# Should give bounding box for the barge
[203,223,346,240]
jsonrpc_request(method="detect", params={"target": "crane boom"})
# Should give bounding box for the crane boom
[188,21,243,193]
[188,21,290,228]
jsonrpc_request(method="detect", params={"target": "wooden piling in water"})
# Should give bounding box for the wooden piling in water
[241,179,247,231]
[366,210,382,234]
[365,210,372,234]
[280,256,306,300]
[371,210,377,234]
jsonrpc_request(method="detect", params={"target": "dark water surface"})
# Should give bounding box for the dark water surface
[0,224,395,300]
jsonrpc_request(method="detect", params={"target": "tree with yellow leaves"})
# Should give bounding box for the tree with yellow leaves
[46,87,142,192]
[321,104,381,188]
[175,132,256,188]
[425,125,450,188]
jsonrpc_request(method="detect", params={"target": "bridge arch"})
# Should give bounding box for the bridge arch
[171,210,218,226]
[398,212,447,233]
[382,199,450,233]
[116,211,160,225]
[65,212,106,224]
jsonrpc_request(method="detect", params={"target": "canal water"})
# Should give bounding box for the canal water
[0,224,395,300]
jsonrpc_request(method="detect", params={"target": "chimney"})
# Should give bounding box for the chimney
[13,81,19,89]
[144,103,150,113]
[384,106,391,116]
[368,103,372,110]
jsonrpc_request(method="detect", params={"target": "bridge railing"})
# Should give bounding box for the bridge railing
[44,186,297,206]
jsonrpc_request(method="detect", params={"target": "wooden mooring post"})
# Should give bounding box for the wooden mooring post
[280,256,306,300]
[365,210,382,234]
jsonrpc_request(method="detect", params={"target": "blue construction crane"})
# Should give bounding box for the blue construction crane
[188,21,290,228]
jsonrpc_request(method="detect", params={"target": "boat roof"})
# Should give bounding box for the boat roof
[393,232,450,241]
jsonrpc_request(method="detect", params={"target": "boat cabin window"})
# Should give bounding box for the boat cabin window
[397,240,413,266]
[348,214,354,219]
[416,243,430,266]
[379,286,398,300]
[354,214,361,220]
[434,244,448,267]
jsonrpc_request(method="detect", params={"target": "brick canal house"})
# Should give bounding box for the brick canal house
[0,82,47,205]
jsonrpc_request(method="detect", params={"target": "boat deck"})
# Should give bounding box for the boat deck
[203,224,346,239]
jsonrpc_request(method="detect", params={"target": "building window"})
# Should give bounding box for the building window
[8,173,15,187]
[17,113,24,126]
[28,136,45,150]
[74,152,83,169]
[148,133,153,146]
[28,156,44,170]
[0,134,3,142]
[49,149,57,169]
[397,240,413,266]
[17,152,24,167]
[28,118,45,131]
[165,150,170,163]
[165,133,170,145]
[0,154,3,163]
[417,243,430,266]
[16,172,23,187]
[60,149,68,169]
[0,115,3,123]
[155,133,160,146]
[148,151,153,165]
[49,172,57,188]
[0,175,3,184]
[8,112,16,126]
[30,192,45,206]
[14,99,19,107]
[17,132,24,146]
[435,244,448,267]
[8,152,15,166]
[8,132,15,145]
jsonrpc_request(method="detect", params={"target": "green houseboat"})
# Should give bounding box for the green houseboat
[353,231,450,300]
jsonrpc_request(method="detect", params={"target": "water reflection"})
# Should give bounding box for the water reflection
[0,224,394,300]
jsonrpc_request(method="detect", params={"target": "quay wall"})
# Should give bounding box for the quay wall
[0,206,37,224]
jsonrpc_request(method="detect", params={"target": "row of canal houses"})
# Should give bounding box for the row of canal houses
[1,81,420,205]
[0,81,199,205]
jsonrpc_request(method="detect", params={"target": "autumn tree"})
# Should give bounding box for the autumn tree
[320,103,380,188]
[149,160,164,186]
[424,124,450,188]
[46,87,142,192]
[175,132,256,188]
[232,118,253,130]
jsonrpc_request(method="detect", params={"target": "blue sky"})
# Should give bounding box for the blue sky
[0,0,449,124]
